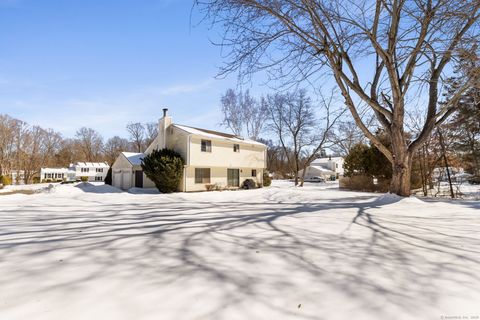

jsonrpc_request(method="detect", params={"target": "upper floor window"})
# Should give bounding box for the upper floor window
[233,144,240,152]
[201,139,212,152]
[336,163,338,168]
[81,168,89,173]
[96,168,103,173]
[251,169,257,177]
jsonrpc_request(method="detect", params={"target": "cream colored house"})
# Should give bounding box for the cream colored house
[112,109,267,192]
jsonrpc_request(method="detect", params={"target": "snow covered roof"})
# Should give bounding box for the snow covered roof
[72,162,110,168]
[40,167,71,173]
[311,157,344,165]
[173,124,266,147]
[122,152,145,166]
[308,166,335,175]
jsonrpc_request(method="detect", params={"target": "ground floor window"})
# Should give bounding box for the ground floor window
[195,168,210,184]
[251,169,257,177]
[95,176,103,181]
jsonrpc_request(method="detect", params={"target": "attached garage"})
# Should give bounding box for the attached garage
[112,152,155,190]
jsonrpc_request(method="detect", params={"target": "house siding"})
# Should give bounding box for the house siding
[188,136,265,169]
[184,166,264,192]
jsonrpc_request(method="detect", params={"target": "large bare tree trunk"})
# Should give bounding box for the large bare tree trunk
[390,151,412,196]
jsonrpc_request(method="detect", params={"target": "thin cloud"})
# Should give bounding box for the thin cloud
[141,79,214,96]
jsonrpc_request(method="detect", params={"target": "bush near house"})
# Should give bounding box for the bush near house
[141,148,185,193]
[263,172,272,187]
[242,179,256,189]
[104,167,112,185]
[343,140,393,192]
[0,175,12,186]
[80,176,89,182]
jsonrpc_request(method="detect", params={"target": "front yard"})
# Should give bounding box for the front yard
[0,181,479,320]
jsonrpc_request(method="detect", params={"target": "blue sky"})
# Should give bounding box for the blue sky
[0,0,243,138]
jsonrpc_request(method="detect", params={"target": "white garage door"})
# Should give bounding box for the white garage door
[113,171,122,189]
[122,172,131,190]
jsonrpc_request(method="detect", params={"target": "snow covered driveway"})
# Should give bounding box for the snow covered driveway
[0,182,479,320]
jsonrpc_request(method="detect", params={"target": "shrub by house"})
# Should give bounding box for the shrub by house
[141,148,185,193]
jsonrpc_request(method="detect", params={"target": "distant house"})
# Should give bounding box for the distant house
[298,156,345,181]
[432,167,469,182]
[0,169,25,185]
[40,162,109,182]
[40,167,72,182]
[71,162,110,182]
[112,109,267,191]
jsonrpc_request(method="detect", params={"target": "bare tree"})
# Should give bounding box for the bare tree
[265,90,317,185]
[298,90,345,186]
[55,138,77,167]
[330,120,370,156]
[201,0,480,196]
[0,115,20,175]
[104,136,131,165]
[221,89,244,136]
[145,122,158,147]
[126,122,146,153]
[75,127,104,162]
[220,89,268,140]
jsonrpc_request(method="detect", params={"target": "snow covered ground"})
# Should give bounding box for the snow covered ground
[0,181,479,320]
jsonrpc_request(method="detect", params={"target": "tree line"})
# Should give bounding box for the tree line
[0,114,158,184]
[221,82,479,194]
[200,0,480,196]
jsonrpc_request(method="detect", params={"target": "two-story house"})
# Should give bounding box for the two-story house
[40,162,110,182]
[112,109,267,192]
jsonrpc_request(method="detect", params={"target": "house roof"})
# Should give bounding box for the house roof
[311,157,344,165]
[40,167,71,173]
[122,152,145,166]
[307,165,335,175]
[173,124,266,147]
[72,162,110,168]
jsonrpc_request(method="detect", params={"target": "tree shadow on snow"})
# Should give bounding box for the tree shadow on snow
[0,192,479,319]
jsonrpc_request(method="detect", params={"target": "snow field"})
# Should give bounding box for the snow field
[0,181,479,320]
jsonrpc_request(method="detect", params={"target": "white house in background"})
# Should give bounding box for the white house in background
[40,167,72,182]
[71,162,110,182]
[40,162,109,182]
[432,167,467,182]
[112,109,267,192]
[298,156,345,181]
[0,169,25,185]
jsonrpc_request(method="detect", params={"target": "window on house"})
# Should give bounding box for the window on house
[251,169,257,177]
[195,168,211,183]
[336,163,338,168]
[201,140,212,152]
[233,144,240,152]
[96,168,103,173]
